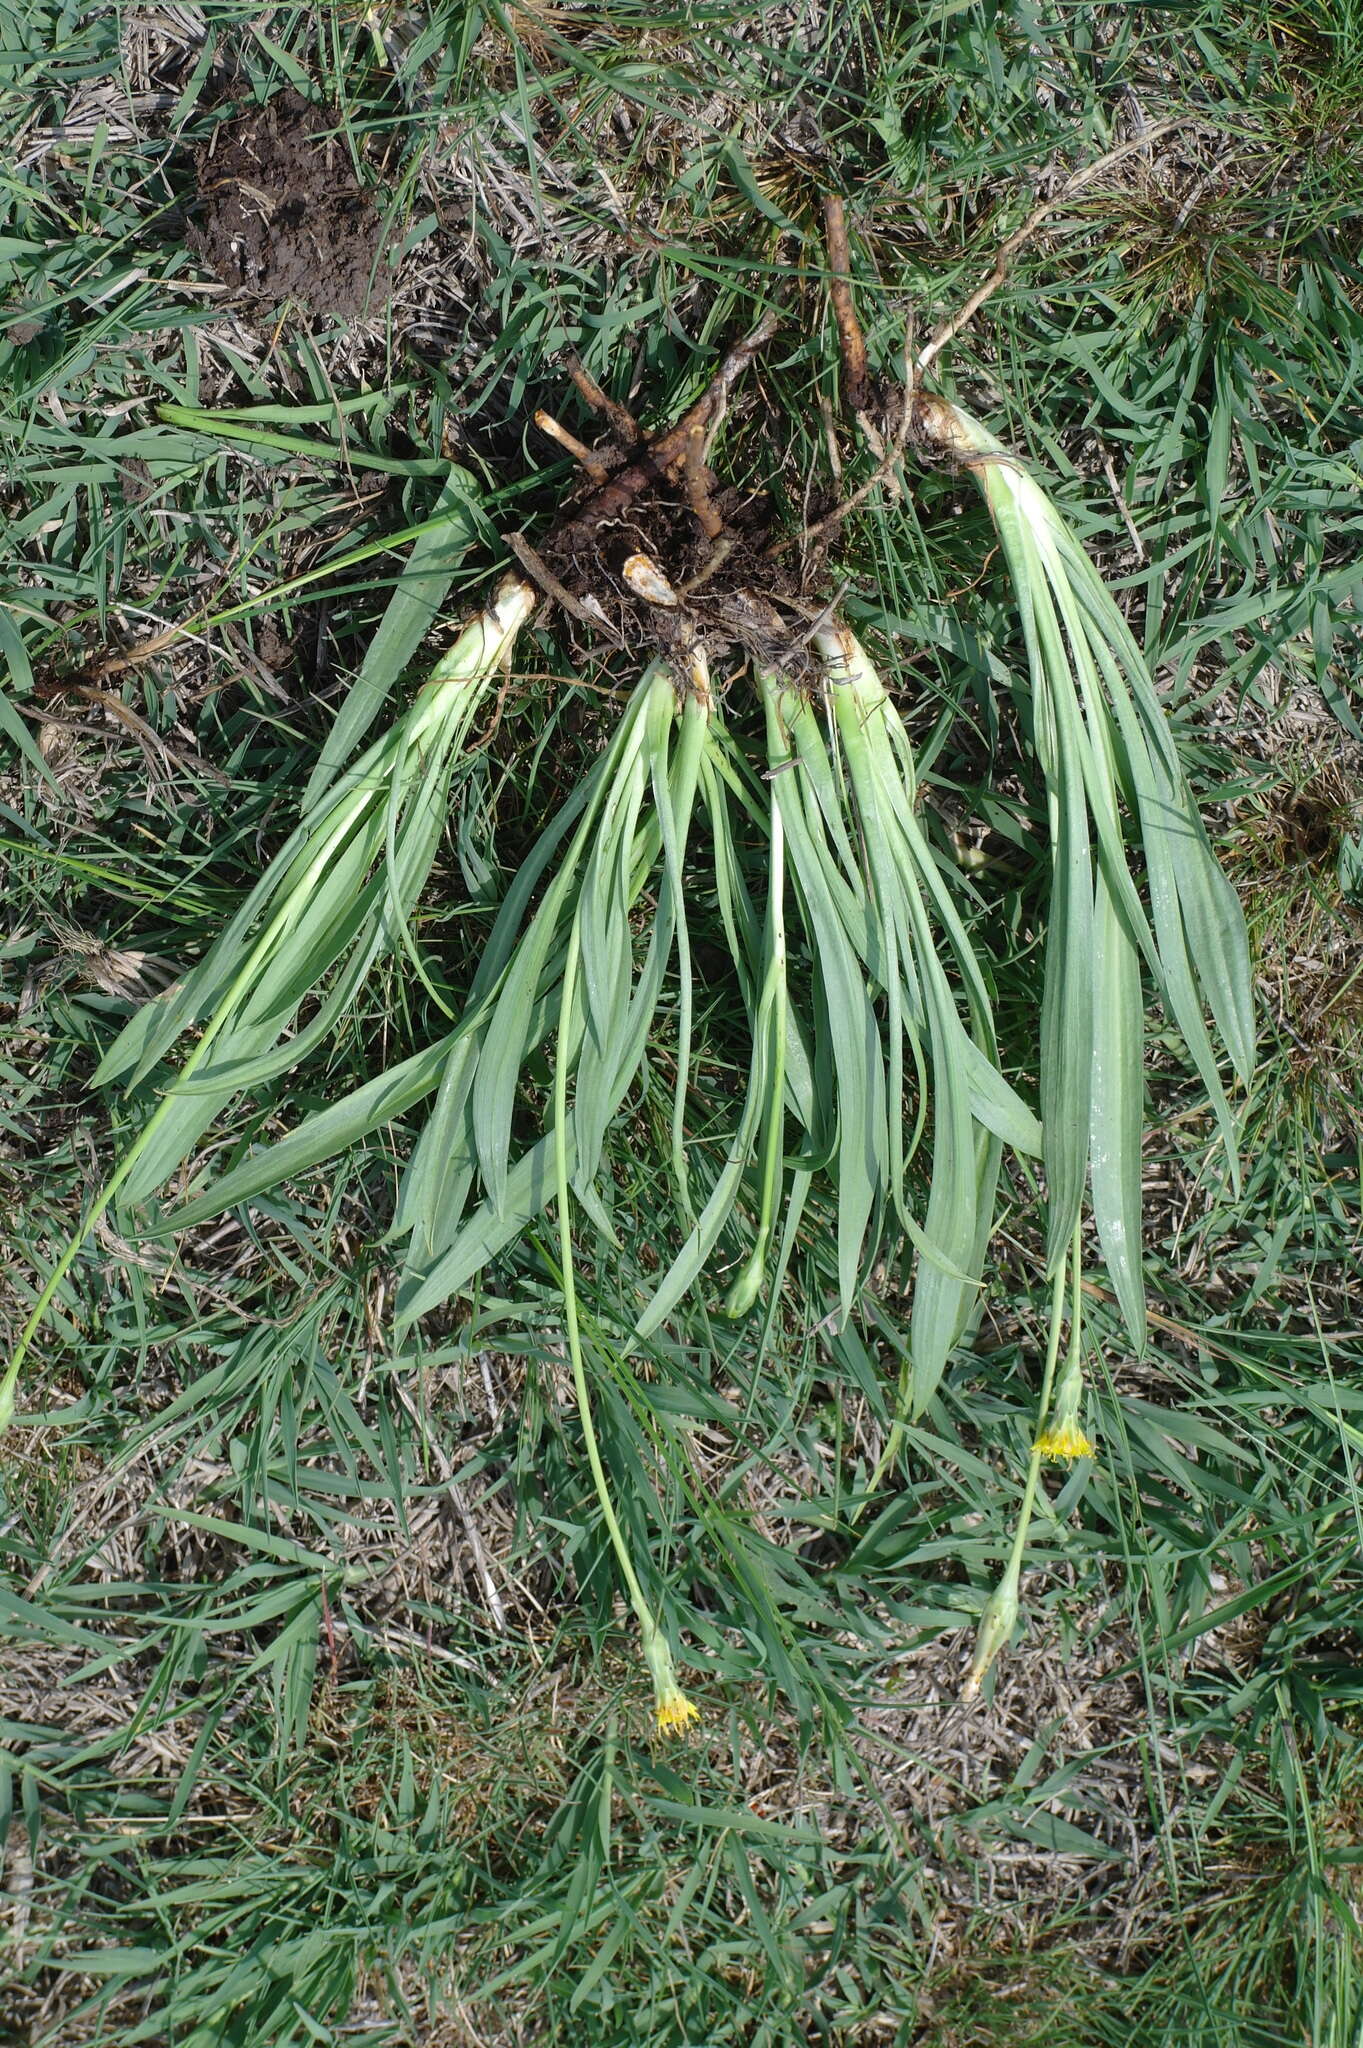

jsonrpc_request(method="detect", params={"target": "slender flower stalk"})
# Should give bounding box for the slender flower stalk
[552,978,695,1744]
[963,1219,1094,1697]
[963,1227,1076,1699]
[551,765,699,1737]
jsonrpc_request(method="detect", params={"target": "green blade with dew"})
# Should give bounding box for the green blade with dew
[1015,512,1098,1266]
[721,731,788,1319]
[655,677,711,1216]
[1064,554,1257,1121]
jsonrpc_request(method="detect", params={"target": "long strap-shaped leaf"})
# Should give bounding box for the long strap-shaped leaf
[400,665,712,1328]
[819,639,1004,1402]
[0,579,536,1430]
[471,666,664,1213]
[924,397,1255,1346]
[97,579,532,1095]
[762,672,886,1322]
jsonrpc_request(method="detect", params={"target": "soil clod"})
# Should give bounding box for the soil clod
[190,90,392,318]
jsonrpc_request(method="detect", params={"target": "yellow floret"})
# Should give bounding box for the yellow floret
[654,1684,701,1736]
[1034,1418,1095,1461]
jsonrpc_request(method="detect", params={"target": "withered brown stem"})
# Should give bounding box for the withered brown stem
[552,308,779,553]
[683,424,725,540]
[506,531,621,640]
[564,355,641,444]
[769,336,916,559]
[533,409,611,484]
[821,191,869,416]
[916,116,1192,374]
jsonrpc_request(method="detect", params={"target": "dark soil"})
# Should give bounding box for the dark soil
[525,321,822,684]
[190,91,393,318]
[541,469,803,675]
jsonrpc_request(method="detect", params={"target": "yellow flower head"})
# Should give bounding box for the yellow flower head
[1034,1417,1094,1461]
[1034,1345,1094,1463]
[641,1623,700,1736]
[654,1682,702,1737]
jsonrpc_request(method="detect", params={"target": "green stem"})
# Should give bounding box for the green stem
[999,1215,1083,1579]
[962,1220,1083,1696]
[552,920,656,1640]
[1007,1251,1070,1551]
[723,791,786,1316]
[1069,1214,1084,1357]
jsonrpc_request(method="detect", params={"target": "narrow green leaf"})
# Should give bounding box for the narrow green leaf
[0,609,65,796]
[156,1034,456,1231]
[302,467,484,804]
[1090,867,1147,1347]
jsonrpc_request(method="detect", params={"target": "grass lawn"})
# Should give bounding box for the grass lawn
[2,3,1362,2043]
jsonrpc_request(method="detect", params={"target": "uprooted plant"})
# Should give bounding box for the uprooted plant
[4,267,1253,1720]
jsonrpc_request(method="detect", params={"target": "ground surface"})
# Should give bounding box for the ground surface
[190,88,393,316]
[2,4,1362,2045]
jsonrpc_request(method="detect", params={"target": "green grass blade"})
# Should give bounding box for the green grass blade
[1090,866,1148,1347]
[156,1034,459,1232]
[302,467,485,805]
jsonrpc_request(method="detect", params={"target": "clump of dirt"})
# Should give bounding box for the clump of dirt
[190,90,392,318]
